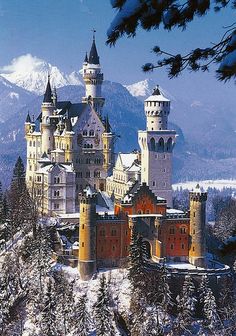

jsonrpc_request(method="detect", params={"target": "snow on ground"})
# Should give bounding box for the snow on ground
[61,265,131,314]
[173,179,236,191]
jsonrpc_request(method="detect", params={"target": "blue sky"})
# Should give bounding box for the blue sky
[0,0,235,100]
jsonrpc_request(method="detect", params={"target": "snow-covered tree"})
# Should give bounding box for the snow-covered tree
[0,273,11,334]
[107,0,236,82]
[174,275,197,335]
[145,305,164,336]
[128,228,148,293]
[40,277,60,336]
[94,274,115,336]
[53,270,75,335]
[199,275,221,333]
[73,292,91,336]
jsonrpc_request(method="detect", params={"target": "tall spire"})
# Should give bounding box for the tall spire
[43,75,53,103]
[104,115,111,133]
[25,111,31,123]
[84,52,88,63]
[88,31,100,65]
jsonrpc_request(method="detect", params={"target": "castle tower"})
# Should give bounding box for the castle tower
[138,86,176,206]
[41,76,54,155]
[78,187,97,280]
[82,35,105,115]
[189,184,207,267]
[102,115,114,176]
[25,112,31,134]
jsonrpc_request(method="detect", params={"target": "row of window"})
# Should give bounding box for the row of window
[76,171,101,178]
[145,101,170,107]
[170,243,186,250]
[75,157,102,164]
[169,227,187,234]
[83,130,95,136]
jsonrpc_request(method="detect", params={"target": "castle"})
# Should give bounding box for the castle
[25,37,209,280]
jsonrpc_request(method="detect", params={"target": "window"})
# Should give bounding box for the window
[82,224,84,229]
[86,158,91,164]
[112,246,115,251]
[94,171,101,178]
[37,175,42,182]
[89,130,94,136]
[192,246,195,251]
[86,171,90,178]
[81,242,84,247]
[181,244,185,249]
[169,227,175,234]
[54,177,60,184]
[111,229,117,236]
[83,130,87,136]
[152,181,156,186]
[180,227,186,234]
[100,228,105,236]
[170,244,174,250]
[54,203,60,210]
[54,190,60,197]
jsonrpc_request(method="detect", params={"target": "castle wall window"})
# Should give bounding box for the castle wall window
[54,203,60,210]
[83,130,87,136]
[170,244,174,250]
[86,171,90,178]
[169,227,175,234]
[81,242,84,247]
[180,227,186,234]
[54,177,60,184]
[33,141,36,147]
[100,229,105,236]
[192,246,195,251]
[112,246,116,251]
[181,244,185,249]
[89,130,94,136]
[54,190,60,197]
[29,141,32,146]
[94,171,101,178]
[111,229,117,236]
[37,176,42,182]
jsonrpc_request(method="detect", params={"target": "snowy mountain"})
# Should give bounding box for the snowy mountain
[0,54,83,95]
[124,78,177,102]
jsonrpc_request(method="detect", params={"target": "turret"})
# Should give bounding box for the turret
[144,86,170,131]
[82,35,105,115]
[64,119,74,163]
[78,187,97,280]
[189,184,207,267]
[25,112,32,135]
[138,86,176,206]
[41,76,54,154]
[102,115,114,175]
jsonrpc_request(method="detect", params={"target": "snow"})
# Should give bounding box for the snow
[166,209,184,214]
[8,91,19,99]
[173,179,236,191]
[107,0,142,37]
[0,54,83,94]
[120,153,138,168]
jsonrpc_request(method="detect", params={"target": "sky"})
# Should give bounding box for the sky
[0,0,235,101]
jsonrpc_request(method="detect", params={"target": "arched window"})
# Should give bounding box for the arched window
[166,137,172,152]
[89,130,94,136]
[150,137,155,151]
[83,130,87,136]
[157,138,164,152]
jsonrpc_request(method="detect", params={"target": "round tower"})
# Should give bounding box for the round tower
[41,76,54,154]
[144,86,170,131]
[78,187,97,280]
[82,35,105,115]
[189,184,207,268]
[138,86,176,206]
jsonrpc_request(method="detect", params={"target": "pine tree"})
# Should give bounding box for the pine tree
[94,274,115,336]
[73,292,91,336]
[53,270,75,335]
[174,275,197,335]
[40,277,60,336]
[0,273,11,334]
[145,305,164,336]
[199,275,221,333]
[128,228,148,292]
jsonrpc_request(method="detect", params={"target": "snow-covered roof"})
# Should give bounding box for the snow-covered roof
[166,209,184,214]
[145,86,170,102]
[129,214,163,218]
[120,153,139,168]
[37,163,74,174]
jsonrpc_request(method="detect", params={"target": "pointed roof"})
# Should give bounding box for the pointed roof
[65,118,73,132]
[104,115,111,133]
[145,85,170,102]
[25,112,31,123]
[43,75,53,103]
[84,52,88,63]
[152,86,161,96]
[88,38,100,65]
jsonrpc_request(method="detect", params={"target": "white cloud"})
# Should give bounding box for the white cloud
[0,54,49,74]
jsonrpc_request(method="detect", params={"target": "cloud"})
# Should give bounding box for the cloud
[0,54,49,74]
